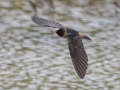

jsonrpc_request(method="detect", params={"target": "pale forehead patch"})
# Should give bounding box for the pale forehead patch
[55,28,59,30]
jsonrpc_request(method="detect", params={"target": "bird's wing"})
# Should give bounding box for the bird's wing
[31,16,64,28]
[66,33,88,79]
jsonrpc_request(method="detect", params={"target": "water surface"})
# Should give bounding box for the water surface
[0,0,120,90]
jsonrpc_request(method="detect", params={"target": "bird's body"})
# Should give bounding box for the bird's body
[30,1,91,79]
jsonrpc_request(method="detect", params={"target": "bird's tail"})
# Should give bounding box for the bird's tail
[29,0,37,16]
[79,32,91,40]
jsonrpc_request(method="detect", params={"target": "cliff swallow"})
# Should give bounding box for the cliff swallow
[29,1,91,79]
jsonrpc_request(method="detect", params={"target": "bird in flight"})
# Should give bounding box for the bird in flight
[31,16,91,79]
[30,1,91,79]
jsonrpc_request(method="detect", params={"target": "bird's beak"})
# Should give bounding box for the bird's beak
[79,32,91,40]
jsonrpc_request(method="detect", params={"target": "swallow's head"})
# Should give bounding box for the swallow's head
[55,28,66,37]
[79,32,91,40]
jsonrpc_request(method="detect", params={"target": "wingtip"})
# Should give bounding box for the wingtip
[31,15,39,20]
[31,15,39,25]
[79,74,85,79]
[80,76,84,79]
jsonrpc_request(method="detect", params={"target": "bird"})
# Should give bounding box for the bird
[29,1,91,79]
[31,16,91,79]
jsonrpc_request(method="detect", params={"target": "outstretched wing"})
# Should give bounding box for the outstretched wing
[67,33,88,79]
[32,16,64,28]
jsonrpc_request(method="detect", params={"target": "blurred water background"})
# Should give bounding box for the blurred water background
[0,0,120,90]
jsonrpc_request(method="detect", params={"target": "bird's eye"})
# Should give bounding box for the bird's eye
[59,29,63,31]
